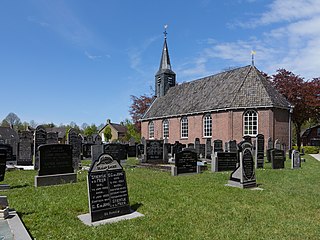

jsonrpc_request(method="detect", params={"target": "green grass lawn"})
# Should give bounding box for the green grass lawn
[1,155,320,240]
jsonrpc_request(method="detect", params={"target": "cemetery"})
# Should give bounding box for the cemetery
[0,130,320,239]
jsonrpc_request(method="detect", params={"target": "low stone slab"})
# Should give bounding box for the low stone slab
[6,211,32,239]
[78,211,144,226]
[35,173,77,187]
[225,183,263,190]
[0,185,10,191]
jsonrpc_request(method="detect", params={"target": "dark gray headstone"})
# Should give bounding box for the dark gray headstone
[88,154,130,222]
[136,144,144,158]
[0,149,6,182]
[271,149,285,169]
[82,143,94,158]
[255,134,265,169]
[291,150,301,169]
[174,149,198,175]
[274,139,281,150]
[68,128,81,170]
[206,138,213,159]
[145,140,164,162]
[34,126,47,170]
[199,144,205,159]
[38,144,74,176]
[127,145,137,158]
[194,138,200,157]
[0,144,13,164]
[91,145,104,163]
[187,143,195,149]
[46,132,58,144]
[243,135,252,143]
[104,143,127,162]
[228,141,256,188]
[18,131,33,165]
[229,140,237,152]
[94,135,102,145]
[172,141,185,157]
[213,139,222,153]
[267,137,273,150]
[212,152,238,172]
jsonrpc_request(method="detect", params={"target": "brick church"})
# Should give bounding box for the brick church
[140,33,292,149]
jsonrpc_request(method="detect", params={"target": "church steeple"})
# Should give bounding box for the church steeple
[155,25,176,98]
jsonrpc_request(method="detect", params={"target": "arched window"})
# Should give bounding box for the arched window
[149,121,154,139]
[203,114,212,137]
[163,119,169,138]
[243,110,258,136]
[181,117,188,138]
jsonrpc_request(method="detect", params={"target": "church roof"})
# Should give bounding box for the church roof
[142,65,291,120]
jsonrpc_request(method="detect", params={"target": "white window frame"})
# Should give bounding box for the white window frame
[181,117,188,139]
[243,110,258,136]
[163,119,169,139]
[203,114,212,137]
[149,121,154,139]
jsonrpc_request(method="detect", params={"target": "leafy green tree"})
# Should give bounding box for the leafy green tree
[123,119,141,142]
[103,126,112,142]
[84,124,98,136]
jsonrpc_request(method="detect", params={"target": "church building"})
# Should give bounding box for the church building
[140,32,292,149]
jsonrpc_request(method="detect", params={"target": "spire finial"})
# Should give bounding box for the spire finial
[163,24,168,39]
[251,50,256,66]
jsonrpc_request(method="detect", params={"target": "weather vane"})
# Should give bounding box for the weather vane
[164,24,168,39]
[251,50,256,66]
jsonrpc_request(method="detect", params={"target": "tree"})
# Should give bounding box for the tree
[83,124,98,136]
[123,119,141,142]
[1,119,10,128]
[272,69,320,150]
[29,120,38,128]
[103,126,112,142]
[3,112,21,129]
[129,94,155,132]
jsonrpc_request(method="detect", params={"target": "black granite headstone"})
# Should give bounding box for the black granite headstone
[255,134,265,168]
[243,135,252,143]
[194,138,200,157]
[18,131,33,165]
[215,152,238,171]
[213,139,223,153]
[271,149,285,169]
[206,138,213,159]
[46,132,58,144]
[34,126,47,170]
[88,154,131,222]
[68,128,81,169]
[175,149,197,175]
[38,144,74,176]
[0,149,6,182]
[104,144,127,162]
[145,140,164,162]
[127,145,137,158]
[0,144,13,163]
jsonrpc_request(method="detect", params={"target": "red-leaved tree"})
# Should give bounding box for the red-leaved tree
[129,94,155,133]
[272,69,320,150]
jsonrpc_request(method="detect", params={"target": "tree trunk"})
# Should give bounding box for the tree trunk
[295,123,302,152]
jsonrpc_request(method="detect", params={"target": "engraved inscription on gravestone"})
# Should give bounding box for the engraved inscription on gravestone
[271,149,285,169]
[146,140,164,162]
[88,154,131,222]
[255,134,265,168]
[213,152,238,172]
[175,149,197,175]
[104,144,127,162]
[291,150,301,169]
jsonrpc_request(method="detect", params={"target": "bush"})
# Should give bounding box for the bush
[292,146,319,154]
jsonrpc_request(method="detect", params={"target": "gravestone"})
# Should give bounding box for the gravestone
[0,149,6,182]
[274,139,281,150]
[229,140,237,152]
[67,128,81,170]
[104,144,127,162]
[271,149,285,169]
[35,144,76,187]
[205,138,213,159]
[34,126,47,170]
[228,141,256,188]
[187,143,195,149]
[243,135,252,143]
[82,143,94,159]
[87,154,131,222]
[199,144,206,159]
[194,138,200,157]
[18,131,33,165]
[172,148,198,176]
[212,152,238,172]
[0,144,13,164]
[172,141,185,157]
[291,150,301,169]
[255,134,265,169]
[94,135,102,145]
[91,144,104,163]
[163,140,170,162]
[213,139,223,153]
[145,140,164,163]
[267,137,273,150]
[136,144,144,159]
[46,132,58,144]
[127,145,137,158]
[224,142,229,152]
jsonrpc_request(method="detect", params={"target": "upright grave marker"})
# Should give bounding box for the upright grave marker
[0,144,13,164]
[271,149,285,169]
[104,144,127,162]
[34,126,47,170]
[266,137,273,162]
[227,141,256,188]
[0,149,6,182]
[67,128,81,170]
[172,149,199,176]
[291,150,301,169]
[46,132,58,144]
[194,138,200,157]
[35,144,76,187]
[213,139,223,153]
[87,154,131,222]
[211,152,238,172]
[144,140,164,163]
[18,131,33,165]
[255,134,265,169]
[205,138,213,159]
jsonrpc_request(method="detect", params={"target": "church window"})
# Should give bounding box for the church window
[149,121,154,139]
[203,114,212,137]
[181,117,188,138]
[243,110,258,136]
[163,119,169,138]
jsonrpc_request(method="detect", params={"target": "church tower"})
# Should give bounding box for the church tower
[155,26,176,98]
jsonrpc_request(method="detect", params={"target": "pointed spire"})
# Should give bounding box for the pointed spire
[159,25,172,71]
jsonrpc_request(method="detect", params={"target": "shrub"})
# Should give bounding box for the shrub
[292,146,319,154]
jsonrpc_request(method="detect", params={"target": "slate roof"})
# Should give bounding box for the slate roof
[98,122,127,134]
[142,65,291,120]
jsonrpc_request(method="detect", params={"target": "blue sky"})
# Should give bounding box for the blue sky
[1,0,319,127]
